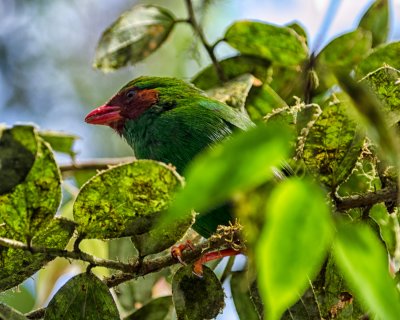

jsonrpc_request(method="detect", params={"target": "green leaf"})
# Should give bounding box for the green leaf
[206,73,256,112]
[286,22,308,45]
[124,296,172,320]
[166,123,292,226]
[317,29,372,69]
[268,65,304,102]
[172,265,224,320]
[0,303,28,320]
[94,5,175,71]
[73,160,191,254]
[301,98,365,189]
[245,84,288,121]
[225,21,308,66]
[230,271,261,320]
[39,130,79,159]
[356,42,400,77]
[0,126,62,240]
[336,71,400,166]
[358,0,389,47]
[192,55,271,91]
[333,223,400,320]
[362,66,400,126]
[256,178,333,320]
[44,272,119,320]
[0,217,75,291]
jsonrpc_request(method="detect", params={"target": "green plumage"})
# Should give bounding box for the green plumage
[105,77,254,237]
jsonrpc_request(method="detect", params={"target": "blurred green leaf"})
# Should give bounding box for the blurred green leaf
[192,55,271,90]
[286,22,308,45]
[362,66,400,126]
[231,271,261,320]
[124,296,172,320]
[269,65,304,102]
[206,73,256,112]
[44,272,119,320]
[39,130,78,159]
[317,29,372,69]
[74,160,192,255]
[356,42,400,77]
[0,217,75,291]
[94,5,175,71]
[225,21,308,66]
[358,0,389,47]
[0,126,62,240]
[0,303,28,320]
[0,285,35,314]
[172,265,224,320]
[301,98,365,189]
[334,223,400,320]
[257,178,333,320]
[167,123,292,226]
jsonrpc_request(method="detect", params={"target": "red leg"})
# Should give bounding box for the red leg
[193,248,242,277]
[171,240,195,265]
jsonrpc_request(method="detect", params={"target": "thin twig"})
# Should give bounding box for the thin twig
[59,157,135,175]
[0,237,136,272]
[184,0,226,82]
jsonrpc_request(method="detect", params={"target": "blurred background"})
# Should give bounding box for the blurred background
[0,0,399,318]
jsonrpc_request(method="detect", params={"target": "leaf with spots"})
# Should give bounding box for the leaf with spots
[0,126,62,240]
[302,98,365,189]
[172,265,224,320]
[362,66,400,126]
[224,21,308,66]
[73,160,192,255]
[94,5,175,71]
[44,272,119,320]
[0,217,75,291]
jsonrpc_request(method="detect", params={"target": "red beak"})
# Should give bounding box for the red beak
[85,105,123,125]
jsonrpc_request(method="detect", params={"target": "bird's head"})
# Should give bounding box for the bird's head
[85,76,201,134]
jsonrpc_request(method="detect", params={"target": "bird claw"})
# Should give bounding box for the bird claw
[171,240,194,266]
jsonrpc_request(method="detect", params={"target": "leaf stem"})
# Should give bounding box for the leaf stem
[184,0,226,82]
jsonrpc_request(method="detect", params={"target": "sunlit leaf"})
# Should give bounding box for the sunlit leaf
[362,66,400,126]
[334,223,400,320]
[356,42,400,77]
[172,265,224,320]
[166,124,292,226]
[225,21,308,66]
[0,126,62,240]
[317,29,372,69]
[0,303,27,320]
[302,98,365,189]
[192,55,271,90]
[44,272,119,320]
[124,296,172,320]
[0,217,75,291]
[257,178,333,320]
[206,73,256,112]
[230,271,261,320]
[39,130,79,159]
[74,160,192,254]
[358,0,389,47]
[286,22,308,45]
[94,5,175,71]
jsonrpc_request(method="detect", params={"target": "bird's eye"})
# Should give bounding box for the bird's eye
[126,90,136,99]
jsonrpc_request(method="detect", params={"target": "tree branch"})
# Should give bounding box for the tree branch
[334,187,399,211]
[184,0,226,82]
[0,237,136,273]
[59,157,135,176]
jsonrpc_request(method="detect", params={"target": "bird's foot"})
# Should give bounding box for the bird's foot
[171,240,195,265]
[193,248,241,277]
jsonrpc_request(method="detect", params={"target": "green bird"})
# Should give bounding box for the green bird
[85,76,254,238]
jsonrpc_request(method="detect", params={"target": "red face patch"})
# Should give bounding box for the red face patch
[118,88,159,120]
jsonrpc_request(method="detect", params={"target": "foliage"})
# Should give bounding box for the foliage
[1,0,400,319]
